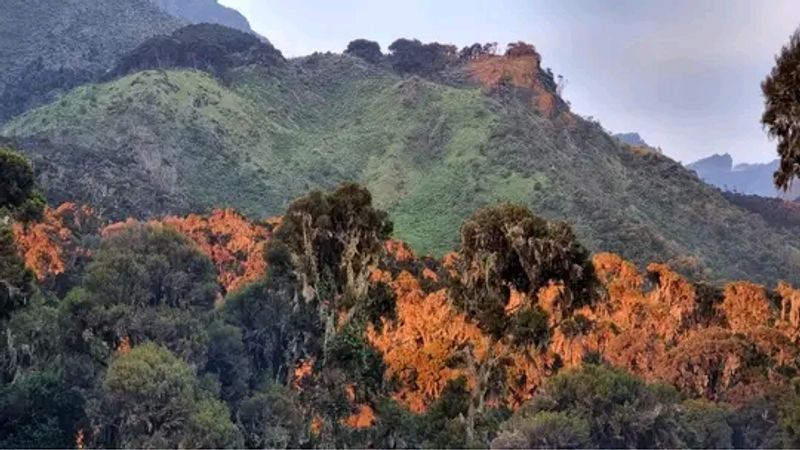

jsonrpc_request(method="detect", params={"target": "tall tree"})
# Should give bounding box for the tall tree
[763,29,800,190]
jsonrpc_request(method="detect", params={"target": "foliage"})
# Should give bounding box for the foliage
[345,39,383,64]
[0,371,84,449]
[89,342,240,448]
[58,221,218,386]
[452,203,596,338]
[238,384,307,449]
[8,54,800,286]
[109,23,284,79]
[388,38,457,74]
[762,29,800,191]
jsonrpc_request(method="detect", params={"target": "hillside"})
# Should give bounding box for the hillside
[0,0,182,125]
[5,33,800,285]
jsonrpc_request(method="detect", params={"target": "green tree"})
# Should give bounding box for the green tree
[89,343,197,447]
[0,147,45,221]
[680,399,733,449]
[345,39,383,63]
[203,320,251,404]
[762,29,800,190]
[0,147,43,319]
[184,397,244,449]
[58,222,218,388]
[0,371,84,449]
[275,182,393,360]
[238,383,307,449]
[491,411,590,449]
[89,343,241,448]
[449,203,597,441]
[503,365,689,448]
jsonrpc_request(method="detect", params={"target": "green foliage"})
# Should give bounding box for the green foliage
[0,226,35,320]
[238,384,307,449]
[388,38,457,75]
[184,397,244,449]
[110,23,284,79]
[89,343,197,447]
[680,399,733,449]
[452,203,595,339]
[0,371,84,449]
[491,411,590,449]
[508,365,689,448]
[0,0,180,123]
[0,148,43,219]
[762,29,800,190]
[345,39,383,64]
[203,320,251,403]
[58,222,218,386]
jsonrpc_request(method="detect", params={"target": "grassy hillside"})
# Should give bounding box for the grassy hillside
[6,51,800,285]
[0,0,181,123]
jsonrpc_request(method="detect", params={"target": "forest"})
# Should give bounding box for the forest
[4,1,800,448]
[5,142,800,448]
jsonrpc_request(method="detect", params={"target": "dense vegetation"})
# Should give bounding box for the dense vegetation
[5,145,800,447]
[108,24,284,80]
[6,35,800,286]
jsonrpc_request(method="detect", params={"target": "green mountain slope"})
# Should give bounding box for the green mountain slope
[0,0,181,124]
[5,43,800,286]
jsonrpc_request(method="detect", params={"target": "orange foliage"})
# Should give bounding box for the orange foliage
[12,203,99,281]
[367,270,491,412]
[160,209,270,293]
[293,359,314,390]
[385,239,415,262]
[116,336,132,355]
[718,282,774,332]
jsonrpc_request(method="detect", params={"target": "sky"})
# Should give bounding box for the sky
[219,0,800,164]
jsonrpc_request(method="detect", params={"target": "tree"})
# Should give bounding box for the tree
[0,371,85,449]
[0,148,44,319]
[454,203,596,337]
[388,38,457,74]
[448,203,596,441]
[89,343,241,448]
[345,39,383,64]
[0,147,44,221]
[505,41,538,58]
[491,411,590,449]
[762,29,800,190]
[508,364,689,448]
[238,384,307,449]
[58,222,218,387]
[203,321,251,404]
[89,343,197,447]
[275,182,393,358]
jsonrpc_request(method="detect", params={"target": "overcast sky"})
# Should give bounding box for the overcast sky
[219,0,800,164]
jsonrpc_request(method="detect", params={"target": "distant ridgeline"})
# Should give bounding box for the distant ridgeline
[3,2,800,286]
[687,153,799,200]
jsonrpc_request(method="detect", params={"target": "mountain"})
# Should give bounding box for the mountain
[686,153,798,199]
[0,0,182,124]
[149,0,269,42]
[4,30,800,285]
